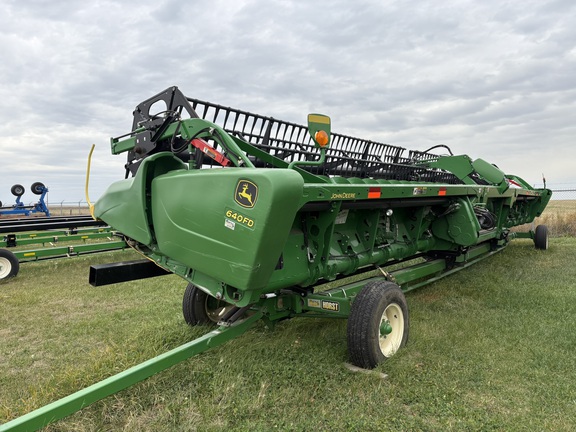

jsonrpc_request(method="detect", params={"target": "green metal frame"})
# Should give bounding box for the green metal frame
[0,88,553,431]
[1,228,118,248]
[12,240,127,262]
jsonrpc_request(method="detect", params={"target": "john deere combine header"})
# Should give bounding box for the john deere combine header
[1,87,551,431]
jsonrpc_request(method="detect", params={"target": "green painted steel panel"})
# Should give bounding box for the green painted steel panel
[150,168,304,291]
[94,153,186,245]
[471,158,505,185]
[431,197,481,246]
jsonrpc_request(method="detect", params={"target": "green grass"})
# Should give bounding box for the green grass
[2,239,576,431]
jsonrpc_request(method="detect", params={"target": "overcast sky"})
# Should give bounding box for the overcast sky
[1,0,574,204]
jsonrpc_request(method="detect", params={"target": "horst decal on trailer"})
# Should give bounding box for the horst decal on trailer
[322,300,340,312]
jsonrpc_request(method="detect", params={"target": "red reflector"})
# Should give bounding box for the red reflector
[438,188,447,196]
[368,187,381,199]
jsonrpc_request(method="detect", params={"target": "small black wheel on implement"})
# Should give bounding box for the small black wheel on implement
[182,283,234,325]
[534,225,549,250]
[31,182,46,195]
[347,280,409,369]
[11,184,25,197]
[0,249,19,280]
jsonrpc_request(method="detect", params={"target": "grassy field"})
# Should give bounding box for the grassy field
[534,200,576,237]
[2,237,576,431]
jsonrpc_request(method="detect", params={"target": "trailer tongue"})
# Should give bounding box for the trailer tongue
[1,86,551,431]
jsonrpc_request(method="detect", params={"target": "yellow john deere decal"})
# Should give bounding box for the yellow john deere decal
[235,180,258,208]
[225,209,255,229]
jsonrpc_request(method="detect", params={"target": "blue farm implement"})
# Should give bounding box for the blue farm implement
[0,183,50,217]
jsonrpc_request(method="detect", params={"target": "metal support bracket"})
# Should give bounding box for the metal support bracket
[375,265,397,284]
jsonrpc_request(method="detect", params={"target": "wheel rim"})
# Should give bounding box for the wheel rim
[204,297,234,323]
[0,257,11,279]
[379,303,404,357]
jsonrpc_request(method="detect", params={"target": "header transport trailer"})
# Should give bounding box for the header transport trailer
[1,87,551,431]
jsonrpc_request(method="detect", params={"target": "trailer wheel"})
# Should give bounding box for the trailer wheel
[31,182,46,195]
[11,184,25,197]
[182,283,233,325]
[0,249,19,280]
[534,225,549,250]
[347,280,409,369]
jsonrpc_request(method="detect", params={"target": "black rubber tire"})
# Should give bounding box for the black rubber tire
[31,182,46,195]
[0,200,2,208]
[0,249,19,280]
[11,184,25,197]
[347,280,409,369]
[182,283,232,326]
[534,225,549,250]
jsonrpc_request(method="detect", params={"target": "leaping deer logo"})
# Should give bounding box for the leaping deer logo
[238,184,253,206]
[235,180,258,208]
